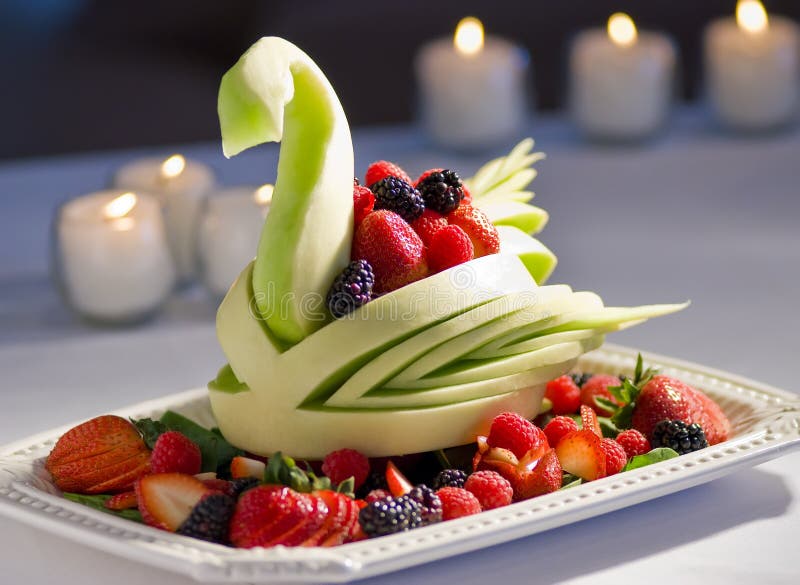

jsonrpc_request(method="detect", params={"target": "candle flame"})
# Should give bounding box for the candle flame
[608,13,638,47]
[737,0,768,34]
[104,192,137,219]
[454,17,484,56]
[161,154,186,179]
[254,183,274,205]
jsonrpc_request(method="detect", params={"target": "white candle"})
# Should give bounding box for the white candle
[704,0,800,131]
[114,154,215,283]
[198,185,272,298]
[56,190,175,323]
[415,17,530,149]
[569,13,676,140]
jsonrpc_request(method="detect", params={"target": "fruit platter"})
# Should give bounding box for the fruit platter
[1,37,799,583]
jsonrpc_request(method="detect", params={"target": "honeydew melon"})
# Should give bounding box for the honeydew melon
[465,138,545,203]
[479,201,549,234]
[497,225,558,284]
[218,37,354,344]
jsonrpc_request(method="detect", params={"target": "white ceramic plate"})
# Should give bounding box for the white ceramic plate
[1,343,798,583]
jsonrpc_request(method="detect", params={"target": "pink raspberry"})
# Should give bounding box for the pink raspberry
[436,487,482,520]
[487,412,538,459]
[543,416,579,448]
[322,448,370,489]
[615,429,651,458]
[599,439,627,476]
[464,471,513,510]
[364,489,391,504]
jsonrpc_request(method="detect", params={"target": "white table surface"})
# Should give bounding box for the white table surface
[1,109,799,584]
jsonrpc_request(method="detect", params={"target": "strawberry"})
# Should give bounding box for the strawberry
[135,473,215,531]
[410,209,448,246]
[461,184,473,204]
[322,448,370,490]
[353,185,374,226]
[385,461,413,497]
[446,204,500,258]
[104,490,138,511]
[580,404,603,438]
[230,455,266,479]
[554,430,606,481]
[230,486,328,548]
[427,225,474,273]
[352,210,428,293]
[150,431,202,475]
[513,449,562,500]
[414,168,443,187]
[365,160,412,187]
[631,375,730,444]
[302,490,350,547]
[580,374,623,417]
[545,375,582,415]
[46,415,151,494]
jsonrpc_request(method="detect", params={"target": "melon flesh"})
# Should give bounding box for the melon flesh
[480,201,549,234]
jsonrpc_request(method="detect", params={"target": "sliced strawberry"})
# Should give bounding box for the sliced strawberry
[230,455,266,480]
[135,473,214,531]
[345,498,368,543]
[274,493,329,547]
[581,404,603,438]
[230,486,322,548]
[513,449,562,501]
[302,490,348,546]
[104,490,138,511]
[554,430,606,481]
[385,461,413,497]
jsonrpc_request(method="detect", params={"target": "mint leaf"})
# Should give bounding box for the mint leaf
[63,493,143,522]
[131,417,167,449]
[623,448,679,471]
[158,411,243,473]
[595,397,619,412]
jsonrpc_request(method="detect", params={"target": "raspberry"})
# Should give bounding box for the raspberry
[432,469,468,490]
[370,177,425,223]
[322,448,370,490]
[365,489,392,504]
[326,259,375,318]
[580,374,623,417]
[365,160,412,187]
[150,431,202,475]
[599,439,627,476]
[543,416,579,448]
[487,412,538,459]
[414,168,443,187]
[615,429,651,458]
[545,375,582,415]
[436,487,482,520]
[464,471,513,510]
[410,209,448,247]
[353,185,374,226]
[416,169,465,214]
[427,225,474,273]
[446,204,500,258]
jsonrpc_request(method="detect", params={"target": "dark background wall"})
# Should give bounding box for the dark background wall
[2,0,798,159]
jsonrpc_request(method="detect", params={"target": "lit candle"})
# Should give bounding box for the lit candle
[55,190,175,323]
[569,13,676,141]
[704,0,800,131]
[114,154,215,284]
[415,17,530,149]
[197,185,272,298]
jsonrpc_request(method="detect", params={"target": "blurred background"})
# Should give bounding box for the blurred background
[3,0,800,159]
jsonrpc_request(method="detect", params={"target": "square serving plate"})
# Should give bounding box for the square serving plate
[1,343,798,583]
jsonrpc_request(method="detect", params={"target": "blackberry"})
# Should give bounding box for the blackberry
[416,170,464,215]
[370,177,425,222]
[432,468,467,490]
[326,260,375,318]
[358,495,423,537]
[230,476,260,499]
[651,420,708,455]
[177,493,235,544]
[407,485,443,526]
[571,372,593,388]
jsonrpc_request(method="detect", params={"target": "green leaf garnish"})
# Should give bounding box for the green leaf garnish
[130,417,167,450]
[158,411,243,473]
[63,493,143,522]
[603,353,660,429]
[560,473,582,489]
[623,448,679,471]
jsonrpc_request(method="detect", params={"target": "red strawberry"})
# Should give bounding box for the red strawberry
[446,204,500,258]
[150,431,202,476]
[353,185,374,226]
[543,415,579,448]
[414,168,443,187]
[105,490,138,511]
[427,225,474,273]
[322,448,370,490]
[599,439,627,476]
[554,430,606,481]
[436,487,481,520]
[365,160,412,187]
[580,404,603,438]
[302,490,351,547]
[352,210,428,293]
[513,449,562,500]
[580,374,623,417]
[230,486,328,548]
[230,455,266,479]
[46,415,151,494]
[464,470,513,510]
[545,375,582,415]
[631,375,730,444]
[410,209,448,246]
[385,461,413,497]
[135,473,214,531]
[461,184,473,204]
[615,429,651,458]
